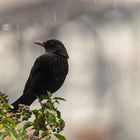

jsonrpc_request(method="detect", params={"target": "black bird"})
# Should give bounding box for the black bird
[12,39,69,111]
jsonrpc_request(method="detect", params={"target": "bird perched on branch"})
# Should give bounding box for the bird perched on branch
[12,39,69,111]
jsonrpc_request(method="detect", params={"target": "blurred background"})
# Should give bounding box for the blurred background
[0,0,140,139]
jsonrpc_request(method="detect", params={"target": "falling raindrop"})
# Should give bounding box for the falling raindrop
[53,10,57,23]
[94,0,97,4]
[16,24,20,39]
[15,24,20,59]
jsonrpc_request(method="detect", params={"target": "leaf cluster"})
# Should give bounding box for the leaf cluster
[0,91,66,140]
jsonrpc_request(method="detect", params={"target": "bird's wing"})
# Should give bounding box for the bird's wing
[23,55,44,93]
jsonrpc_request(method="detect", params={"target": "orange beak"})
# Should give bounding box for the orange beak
[34,41,45,47]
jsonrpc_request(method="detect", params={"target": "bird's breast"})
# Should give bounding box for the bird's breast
[41,55,68,93]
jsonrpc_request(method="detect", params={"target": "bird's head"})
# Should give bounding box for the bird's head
[34,39,69,59]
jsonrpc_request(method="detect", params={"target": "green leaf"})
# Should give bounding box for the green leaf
[53,97,66,101]
[46,101,54,110]
[41,130,50,138]
[47,114,56,124]
[20,121,32,133]
[47,91,52,97]
[55,100,60,104]
[54,134,66,140]
[3,122,19,140]
[3,103,13,109]
[18,121,32,138]
[0,132,5,140]
[4,118,17,127]
[44,109,57,116]
[32,109,39,116]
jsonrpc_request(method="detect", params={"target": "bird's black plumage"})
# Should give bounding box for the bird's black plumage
[12,39,69,111]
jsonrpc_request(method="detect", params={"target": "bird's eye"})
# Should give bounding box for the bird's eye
[50,41,54,44]
[49,41,55,47]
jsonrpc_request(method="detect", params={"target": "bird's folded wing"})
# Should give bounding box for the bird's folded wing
[23,56,44,93]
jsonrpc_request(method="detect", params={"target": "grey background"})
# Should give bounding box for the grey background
[0,0,140,139]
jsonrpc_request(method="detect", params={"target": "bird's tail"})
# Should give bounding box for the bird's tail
[12,93,36,112]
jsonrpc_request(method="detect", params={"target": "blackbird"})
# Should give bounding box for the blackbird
[12,39,69,111]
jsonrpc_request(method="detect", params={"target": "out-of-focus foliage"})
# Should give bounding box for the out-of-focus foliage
[0,91,66,140]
